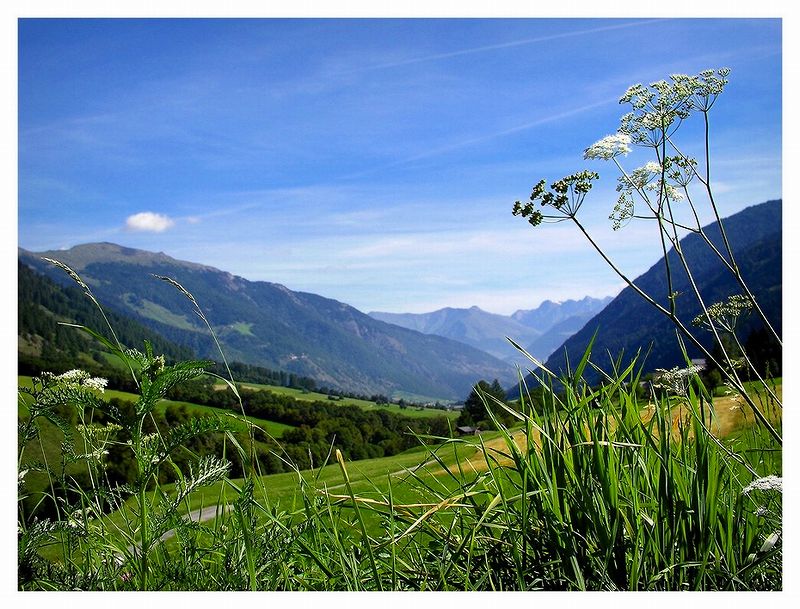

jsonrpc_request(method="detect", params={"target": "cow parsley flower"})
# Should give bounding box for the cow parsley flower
[645,180,684,202]
[617,163,658,192]
[743,475,782,495]
[692,295,753,333]
[609,192,634,230]
[52,369,108,393]
[584,133,631,160]
[653,365,703,396]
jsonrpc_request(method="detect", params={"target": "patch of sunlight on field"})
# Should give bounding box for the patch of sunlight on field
[454,383,782,474]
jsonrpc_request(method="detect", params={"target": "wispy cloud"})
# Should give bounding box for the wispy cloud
[337,20,666,74]
[341,97,616,180]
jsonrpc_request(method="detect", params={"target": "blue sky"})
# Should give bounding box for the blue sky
[18,17,782,315]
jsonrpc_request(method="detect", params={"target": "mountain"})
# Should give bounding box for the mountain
[369,297,611,366]
[511,296,613,330]
[368,306,541,365]
[19,243,516,401]
[18,260,194,373]
[523,314,604,363]
[512,199,782,393]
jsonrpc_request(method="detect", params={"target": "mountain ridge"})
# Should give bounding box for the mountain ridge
[20,243,517,401]
[369,296,612,366]
[512,199,782,394]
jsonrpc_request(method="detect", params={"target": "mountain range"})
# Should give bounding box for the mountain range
[19,243,517,401]
[369,296,611,366]
[17,199,781,403]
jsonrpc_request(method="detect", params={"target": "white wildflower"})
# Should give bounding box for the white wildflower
[53,369,107,392]
[617,163,658,192]
[693,295,753,333]
[82,376,108,393]
[743,475,782,495]
[584,133,631,160]
[56,369,88,382]
[653,365,702,396]
[645,180,684,202]
[755,506,769,517]
[84,448,109,462]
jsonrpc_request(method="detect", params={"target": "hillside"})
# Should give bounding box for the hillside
[513,200,782,392]
[19,244,516,400]
[18,260,194,373]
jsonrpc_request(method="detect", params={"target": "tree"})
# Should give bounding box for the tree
[458,379,507,428]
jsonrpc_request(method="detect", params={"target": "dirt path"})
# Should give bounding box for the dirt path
[118,504,234,564]
[156,504,234,543]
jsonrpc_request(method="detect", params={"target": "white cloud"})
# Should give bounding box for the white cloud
[125,212,175,233]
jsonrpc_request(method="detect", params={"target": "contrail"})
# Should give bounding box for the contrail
[344,19,666,73]
[340,96,617,180]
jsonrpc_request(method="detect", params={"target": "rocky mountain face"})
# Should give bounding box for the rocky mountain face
[370,296,612,366]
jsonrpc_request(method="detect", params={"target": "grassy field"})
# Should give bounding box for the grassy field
[18,375,295,438]
[89,376,785,538]
[45,376,784,563]
[20,369,782,590]
[52,429,499,560]
[221,380,460,420]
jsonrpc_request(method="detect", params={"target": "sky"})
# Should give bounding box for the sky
[17,17,783,315]
[4,5,798,602]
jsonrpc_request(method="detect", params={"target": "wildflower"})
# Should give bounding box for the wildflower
[82,376,108,392]
[609,192,634,230]
[513,171,599,225]
[83,448,109,462]
[56,369,86,382]
[755,506,769,517]
[653,365,702,396]
[53,369,108,393]
[742,475,782,495]
[618,83,655,110]
[584,133,631,160]
[616,70,728,146]
[663,155,697,187]
[692,294,753,333]
[617,163,658,192]
[645,180,684,202]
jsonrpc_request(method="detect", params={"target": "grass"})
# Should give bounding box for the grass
[19,375,295,438]
[19,357,782,590]
[19,359,782,590]
[222,380,460,420]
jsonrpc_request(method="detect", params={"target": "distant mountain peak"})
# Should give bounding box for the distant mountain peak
[368,297,611,367]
